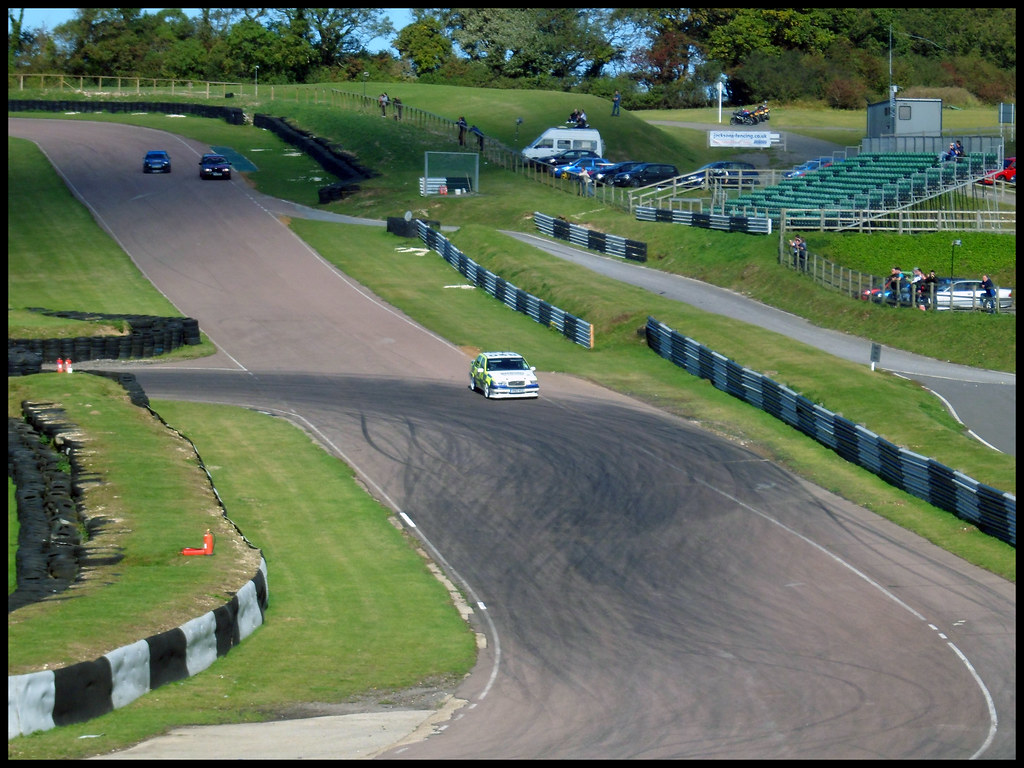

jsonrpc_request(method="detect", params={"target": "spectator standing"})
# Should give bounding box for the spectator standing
[884,266,904,304]
[611,90,621,116]
[788,235,807,270]
[909,267,925,309]
[921,269,938,309]
[379,92,389,117]
[393,97,403,120]
[578,167,593,196]
[456,116,467,146]
[469,124,484,152]
[980,274,996,313]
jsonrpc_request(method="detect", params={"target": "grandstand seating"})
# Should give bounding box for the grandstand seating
[724,151,1000,221]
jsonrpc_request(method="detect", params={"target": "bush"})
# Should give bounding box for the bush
[824,77,868,110]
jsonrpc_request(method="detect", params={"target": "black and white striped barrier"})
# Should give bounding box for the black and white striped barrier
[9,560,268,738]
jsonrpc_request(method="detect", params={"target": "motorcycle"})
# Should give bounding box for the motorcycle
[730,108,758,125]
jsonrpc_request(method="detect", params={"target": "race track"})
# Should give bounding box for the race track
[9,117,1016,759]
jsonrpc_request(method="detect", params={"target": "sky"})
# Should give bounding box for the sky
[8,8,415,55]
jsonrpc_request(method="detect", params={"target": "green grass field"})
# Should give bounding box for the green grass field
[8,88,1015,758]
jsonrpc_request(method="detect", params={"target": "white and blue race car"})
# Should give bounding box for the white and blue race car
[469,351,539,399]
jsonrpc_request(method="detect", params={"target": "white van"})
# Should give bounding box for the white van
[521,127,604,161]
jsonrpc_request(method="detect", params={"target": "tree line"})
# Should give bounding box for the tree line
[7,8,1016,109]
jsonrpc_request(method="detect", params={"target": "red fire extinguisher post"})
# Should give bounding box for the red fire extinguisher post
[181,528,215,556]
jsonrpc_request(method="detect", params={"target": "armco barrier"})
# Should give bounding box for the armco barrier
[534,212,647,262]
[636,206,773,235]
[416,220,594,349]
[9,374,268,739]
[645,316,1015,546]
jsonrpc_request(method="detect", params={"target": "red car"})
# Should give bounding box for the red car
[978,156,1015,185]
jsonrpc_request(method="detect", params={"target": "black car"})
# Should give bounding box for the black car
[611,162,680,188]
[199,153,232,180]
[592,160,641,186]
[538,149,601,168]
[142,150,171,173]
[679,161,758,189]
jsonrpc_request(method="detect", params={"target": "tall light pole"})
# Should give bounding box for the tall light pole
[889,26,948,137]
[254,65,259,97]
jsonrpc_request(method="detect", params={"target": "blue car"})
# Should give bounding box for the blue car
[784,156,835,179]
[142,150,171,173]
[552,157,613,179]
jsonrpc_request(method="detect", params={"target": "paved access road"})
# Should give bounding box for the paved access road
[503,231,1015,456]
[10,118,1016,760]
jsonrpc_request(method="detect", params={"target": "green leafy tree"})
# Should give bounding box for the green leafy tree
[395,16,453,75]
[8,7,25,70]
[275,8,394,68]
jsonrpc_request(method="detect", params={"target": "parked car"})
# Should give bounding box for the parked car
[977,156,1015,185]
[862,278,1013,311]
[783,156,835,179]
[142,150,171,173]
[552,157,614,179]
[198,153,232,180]
[933,278,1013,311]
[592,160,641,186]
[679,161,758,188]
[536,148,601,168]
[611,162,680,188]
[469,351,539,399]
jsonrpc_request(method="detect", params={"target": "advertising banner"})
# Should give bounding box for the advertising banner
[708,131,780,148]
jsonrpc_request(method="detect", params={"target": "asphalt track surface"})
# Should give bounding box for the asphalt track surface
[10,118,1016,759]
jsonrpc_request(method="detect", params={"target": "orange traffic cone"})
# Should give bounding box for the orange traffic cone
[56,358,64,373]
[181,529,215,556]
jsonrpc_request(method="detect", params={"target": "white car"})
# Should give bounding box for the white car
[469,352,539,399]
[932,279,1013,312]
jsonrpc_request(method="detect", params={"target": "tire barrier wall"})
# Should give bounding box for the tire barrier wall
[8,404,96,611]
[252,114,373,203]
[644,316,1016,547]
[7,99,245,125]
[636,205,774,235]
[534,211,647,262]
[8,311,201,378]
[8,374,268,739]
[415,220,595,349]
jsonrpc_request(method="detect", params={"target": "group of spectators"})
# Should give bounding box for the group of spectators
[942,140,965,161]
[566,108,589,128]
[882,266,996,312]
[377,92,403,120]
[884,266,940,309]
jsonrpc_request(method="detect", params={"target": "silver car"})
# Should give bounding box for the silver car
[932,279,1013,311]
